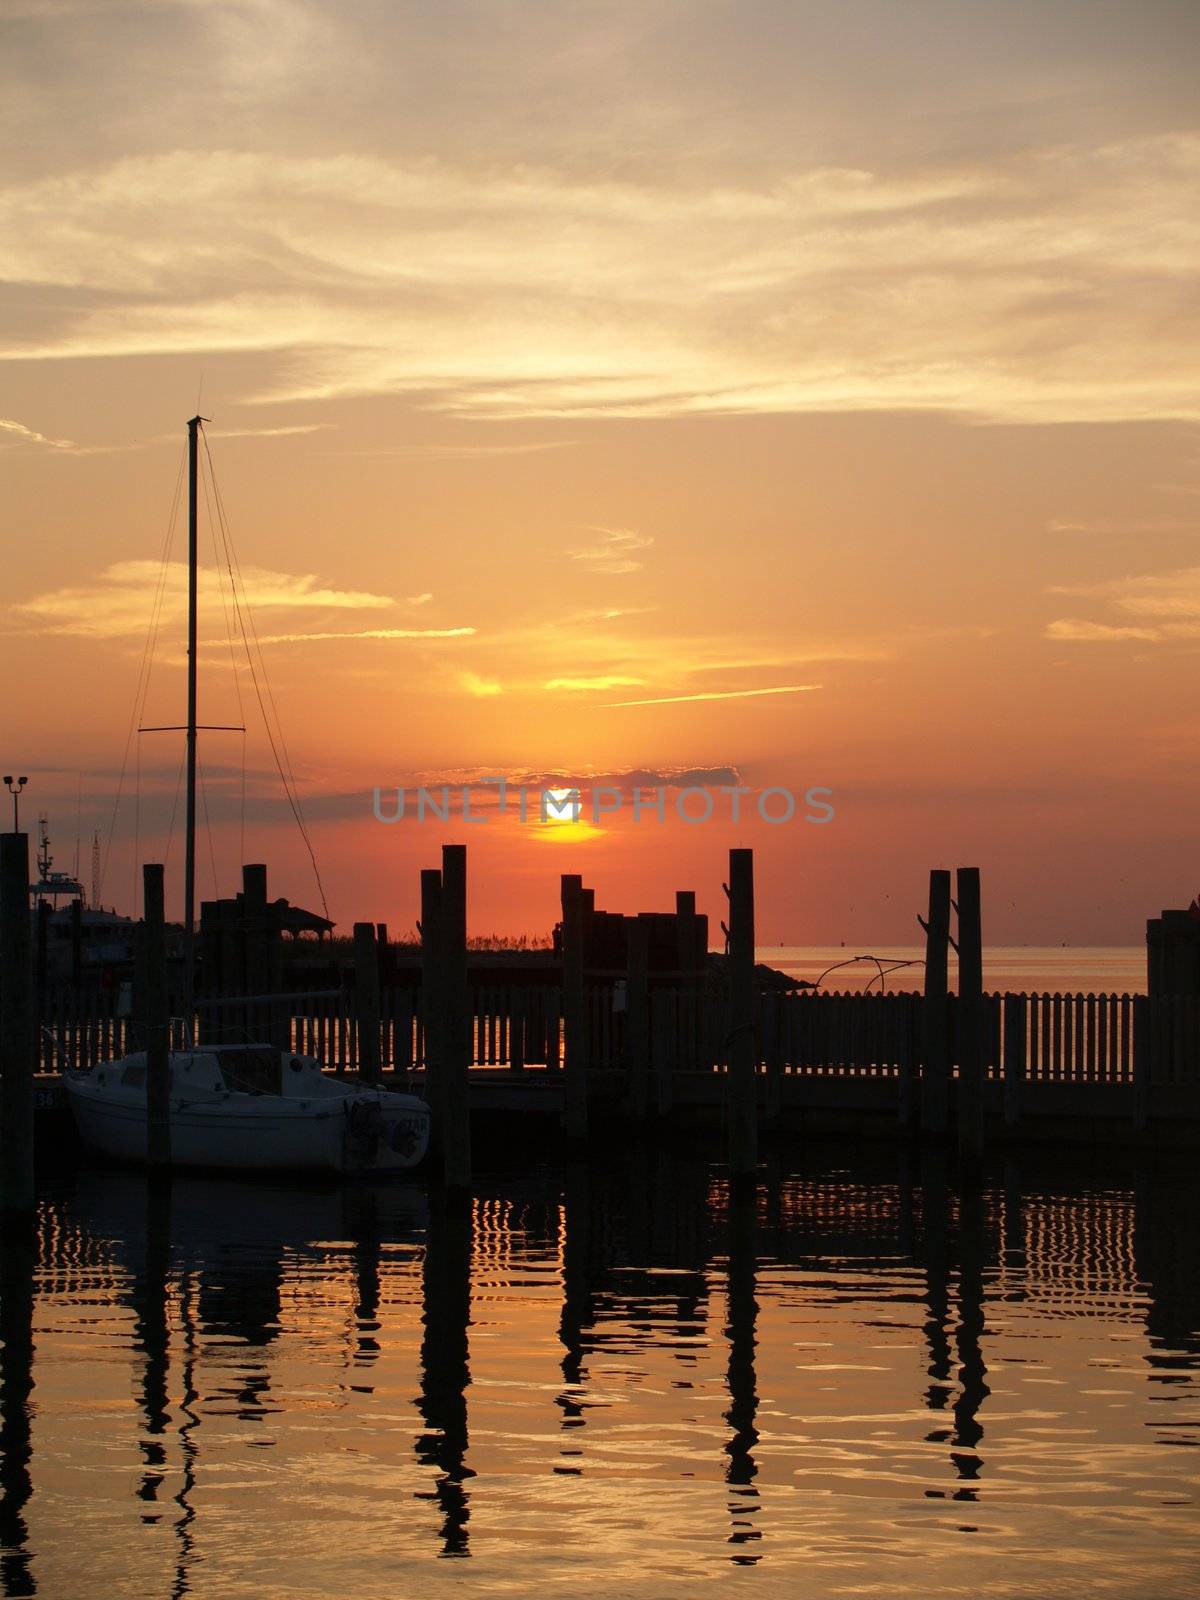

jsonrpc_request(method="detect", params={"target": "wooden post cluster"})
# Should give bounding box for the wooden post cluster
[956,866,984,1171]
[142,863,172,1170]
[726,848,758,1185]
[561,873,588,1141]
[0,833,35,1215]
[920,869,951,1136]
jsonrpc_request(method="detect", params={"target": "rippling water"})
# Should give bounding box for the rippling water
[2,1151,1197,1599]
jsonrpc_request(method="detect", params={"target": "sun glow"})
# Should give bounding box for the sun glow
[533,786,604,844]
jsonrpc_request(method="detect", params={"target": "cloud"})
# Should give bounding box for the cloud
[4,132,1196,425]
[14,559,401,639]
[601,683,822,707]
[208,423,333,440]
[0,415,73,450]
[568,527,654,575]
[1045,565,1200,642]
[545,674,646,692]
[459,669,502,695]
[1044,619,1159,642]
[1046,517,1195,535]
[257,626,476,644]
[335,440,575,459]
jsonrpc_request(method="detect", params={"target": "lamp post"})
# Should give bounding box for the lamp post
[3,776,28,834]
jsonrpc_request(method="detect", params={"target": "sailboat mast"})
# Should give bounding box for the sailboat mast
[184,414,201,1020]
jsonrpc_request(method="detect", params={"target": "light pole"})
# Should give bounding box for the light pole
[3,775,28,833]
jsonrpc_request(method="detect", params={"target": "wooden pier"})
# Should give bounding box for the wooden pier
[14,853,1200,1176]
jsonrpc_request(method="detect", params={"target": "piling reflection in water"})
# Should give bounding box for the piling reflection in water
[723,1191,761,1564]
[5,1153,1200,1596]
[415,1190,474,1557]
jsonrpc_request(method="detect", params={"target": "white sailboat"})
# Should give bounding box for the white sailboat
[66,1044,430,1174]
[64,418,431,1175]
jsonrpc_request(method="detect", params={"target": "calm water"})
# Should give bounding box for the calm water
[764,947,1147,995]
[2,1152,1197,1599]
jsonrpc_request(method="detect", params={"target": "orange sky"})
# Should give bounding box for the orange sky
[2,1,1198,943]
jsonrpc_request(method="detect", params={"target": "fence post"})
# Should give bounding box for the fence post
[561,874,588,1141]
[727,848,758,1186]
[354,922,381,1084]
[0,834,35,1215]
[920,869,951,1136]
[1003,993,1024,1128]
[509,988,526,1074]
[1133,994,1151,1133]
[142,863,172,1170]
[441,845,471,1189]
[956,867,984,1170]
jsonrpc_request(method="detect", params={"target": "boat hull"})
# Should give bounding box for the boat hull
[64,1075,431,1176]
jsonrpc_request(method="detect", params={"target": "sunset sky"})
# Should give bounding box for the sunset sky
[2,0,1198,944]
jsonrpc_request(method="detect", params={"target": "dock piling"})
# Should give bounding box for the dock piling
[726,848,758,1186]
[441,845,471,1189]
[142,863,172,1170]
[0,833,35,1215]
[626,915,650,1122]
[956,867,984,1171]
[561,874,588,1141]
[920,869,951,1136]
[354,921,382,1083]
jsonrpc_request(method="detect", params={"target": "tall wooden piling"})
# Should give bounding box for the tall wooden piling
[354,921,382,1083]
[956,867,985,1170]
[441,845,471,1188]
[0,833,35,1215]
[1003,992,1024,1128]
[420,868,445,1128]
[920,869,951,1136]
[142,863,172,1171]
[676,890,700,971]
[626,915,650,1121]
[561,873,588,1141]
[726,848,758,1185]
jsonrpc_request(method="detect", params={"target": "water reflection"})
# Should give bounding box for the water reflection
[4,1152,1199,1597]
[723,1192,761,1563]
[0,1222,35,1598]
[415,1191,474,1557]
[951,1183,990,1499]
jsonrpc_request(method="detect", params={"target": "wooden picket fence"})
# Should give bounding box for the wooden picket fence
[35,984,1200,1086]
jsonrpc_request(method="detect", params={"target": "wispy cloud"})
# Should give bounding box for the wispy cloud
[1044,619,1159,643]
[0,415,73,450]
[336,440,574,459]
[1046,517,1195,536]
[568,527,654,575]
[459,669,502,695]
[1,135,1197,424]
[258,626,476,644]
[1045,565,1200,642]
[208,423,334,440]
[545,675,646,692]
[14,559,413,640]
[601,684,821,708]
